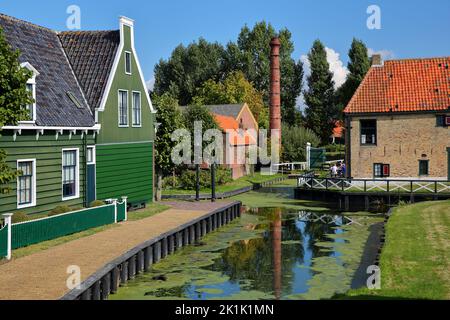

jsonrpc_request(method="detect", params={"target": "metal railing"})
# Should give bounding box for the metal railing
[297,176,450,194]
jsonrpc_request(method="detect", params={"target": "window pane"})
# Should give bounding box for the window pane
[361,120,377,145]
[125,52,131,74]
[62,151,77,198]
[119,91,128,125]
[18,161,33,205]
[133,92,141,125]
[25,84,34,119]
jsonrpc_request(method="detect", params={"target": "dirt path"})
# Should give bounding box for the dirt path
[0,201,232,300]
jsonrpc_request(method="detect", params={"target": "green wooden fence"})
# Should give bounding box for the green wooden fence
[0,199,128,259]
[0,225,7,258]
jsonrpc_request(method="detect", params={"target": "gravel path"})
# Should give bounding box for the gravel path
[0,201,232,300]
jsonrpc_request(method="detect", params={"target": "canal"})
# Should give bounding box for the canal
[111,185,384,300]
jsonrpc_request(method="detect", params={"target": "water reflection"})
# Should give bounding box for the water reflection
[111,207,382,300]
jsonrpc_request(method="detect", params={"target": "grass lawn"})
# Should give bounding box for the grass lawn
[343,200,450,300]
[163,172,286,196]
[6,203,170,260]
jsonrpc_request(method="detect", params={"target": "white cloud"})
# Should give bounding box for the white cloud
[325,47,349,89]
[367,48,395,60]
[146,78,155,91]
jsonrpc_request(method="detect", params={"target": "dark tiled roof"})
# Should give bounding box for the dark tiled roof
[59,30,120,112]
[0,14,94,127]
[179,104,245,119]
[344,57,450,114]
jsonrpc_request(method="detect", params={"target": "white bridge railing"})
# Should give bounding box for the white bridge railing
[297,177,450,194]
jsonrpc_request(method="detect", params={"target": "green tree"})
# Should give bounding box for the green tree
[303,40,337,145]
[0,28,34,193]
[152,93,184,201]
[335,38,370,113]
[153,38,226,106]
[282,125,320,162]
[183,104,219,157]
[192,71,268,128]
[225,22,304,125]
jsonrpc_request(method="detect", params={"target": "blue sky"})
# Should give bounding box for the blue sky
[2,0,449,89]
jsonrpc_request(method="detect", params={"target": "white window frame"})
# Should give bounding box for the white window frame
[20,79,37,124]
[16,159,37,209]
[132,91,142,127]
[125,51,132,75]
[118,90,129,127]
[86,146,96,165]
[62,148,80,201]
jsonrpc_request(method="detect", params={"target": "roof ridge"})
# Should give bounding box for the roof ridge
[0,12,56,33]
[384,56,450,64]
[58,30,119,35]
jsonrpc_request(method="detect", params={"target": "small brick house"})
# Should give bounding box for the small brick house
[344,56,450,180]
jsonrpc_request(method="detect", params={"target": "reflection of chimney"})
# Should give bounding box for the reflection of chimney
[272,208,282,300]
[270,38,282,140]
[371,54,383,66]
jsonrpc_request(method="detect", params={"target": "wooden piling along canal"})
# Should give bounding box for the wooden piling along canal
[61,201,242,300]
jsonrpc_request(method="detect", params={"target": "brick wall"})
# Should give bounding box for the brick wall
[348,113,450,179]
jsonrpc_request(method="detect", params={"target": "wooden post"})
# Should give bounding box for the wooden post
[122,196,128,221]
[144,246,153,271]
[183,228,189,245]
[2,213,13,260]
[81,288,92,300]
[176,232,183,249]
[128,256,136,279]
[101,273,111,300]
[137,251,144,273]
[120,261,128,284]
[161,237,168,258]
[92,281,101,300]
[154,242,162,262]
[189,225,195,243]
[168,235,175,253]
[111,267,120,293]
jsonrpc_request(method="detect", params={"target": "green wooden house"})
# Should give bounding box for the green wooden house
[0,14,156,216]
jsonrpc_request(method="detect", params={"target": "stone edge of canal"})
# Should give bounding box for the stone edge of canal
[60,201,242,301]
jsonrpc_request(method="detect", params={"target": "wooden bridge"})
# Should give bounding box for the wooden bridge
[295,175,450,211]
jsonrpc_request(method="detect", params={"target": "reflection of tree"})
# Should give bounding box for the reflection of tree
[304,218,337,259]
[211,207,305,297]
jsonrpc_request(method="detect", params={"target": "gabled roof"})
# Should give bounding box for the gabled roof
[204,104,245,119]
[344,57,450,114]
[59,30,120,112]
[0,14,94,127]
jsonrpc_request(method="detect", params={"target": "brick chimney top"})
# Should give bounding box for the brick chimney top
[270,37,281,47]
[371,54,383,66]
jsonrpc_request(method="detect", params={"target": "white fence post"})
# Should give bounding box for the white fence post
[306,143,311,171]
[121,196,128,221]
[2,213,13,260]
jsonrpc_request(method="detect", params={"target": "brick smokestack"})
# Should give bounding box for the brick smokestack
[269,37,281,142]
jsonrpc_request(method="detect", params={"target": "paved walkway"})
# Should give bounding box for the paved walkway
[0,201,232,300]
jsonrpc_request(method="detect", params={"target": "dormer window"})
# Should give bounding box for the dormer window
[20,62,39,123]
[125,51,132,75]
[25,83,35,120]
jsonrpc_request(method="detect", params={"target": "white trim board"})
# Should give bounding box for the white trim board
[96,16,156,123]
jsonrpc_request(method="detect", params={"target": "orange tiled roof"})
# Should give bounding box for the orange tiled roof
[332,120,344,138]
[344,57,450,114]
[214,114,239,130]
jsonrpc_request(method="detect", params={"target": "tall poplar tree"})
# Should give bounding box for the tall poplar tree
[335,38,371,112]
[303,40,336,145]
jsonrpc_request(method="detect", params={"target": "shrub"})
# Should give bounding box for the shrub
[179,168,232,190]
[48,205,73,217]
[90,200,106,208]
[162,176,180,189]
[282,125,321,162]
[11,212,30,223]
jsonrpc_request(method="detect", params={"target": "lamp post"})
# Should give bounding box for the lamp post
[195,164,200,202]
[211,163,216,202]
